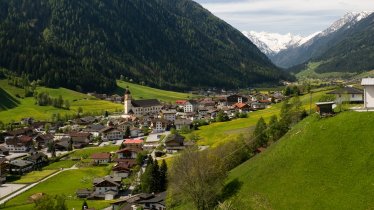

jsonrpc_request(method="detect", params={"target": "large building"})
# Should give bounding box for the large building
[124,89,162,116]
[362,78,374,109]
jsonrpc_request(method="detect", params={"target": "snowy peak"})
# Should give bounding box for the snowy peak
[243,31,313,55]
[320,11,373,37]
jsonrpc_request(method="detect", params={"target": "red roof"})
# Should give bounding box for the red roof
[233,102,249,109]
[124,139,144,144]
[18,135,33,143]
[91,153,111,159]
[259,100,271,103]
[175,100,187,105]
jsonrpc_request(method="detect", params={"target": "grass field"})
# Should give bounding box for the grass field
[2,167,112,210]
[43,160,78,170]
[225,112,374,210]
[0,80,123,124]
[11,170,57,184]
[194,90,328,147]
[296,62,357,80]
[116,80,194,103]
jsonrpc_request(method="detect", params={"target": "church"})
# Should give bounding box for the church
[124,89,163,116]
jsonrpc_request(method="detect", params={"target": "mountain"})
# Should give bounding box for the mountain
[0,0,291,92]
[242,31,313,57]
[270,11,373,69]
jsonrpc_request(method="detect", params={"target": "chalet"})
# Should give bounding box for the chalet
[138,191,167,210]
[110,193,155,210]
[76,189,93,199]
[116,121,133,132]
[0,158,7,184]
[361,78,374,109]
[5,136,33,153]
[184,100,199,113]
[251,102,266,110]
[100,127,124,141]
[116,147,142,160]
[8,159,34,174]
[34,134,54,149]
[92,176,122,200]
[69,132,92,148]
[123,139,144,150]
[174,119,192,130]
[55,138,70,151]
[164,133,185,153]
[160,110,177,122]
[112,161,133,178]
[75,116,97,125]
[4,128,33,138]
[84,124,106,137]
[175,100,187,106]
[91,153,111,164]
[233,102,250,113]
[327,86,364,104]
[26,152,48,169]
[226,94,248,106]
[124,89,162,116]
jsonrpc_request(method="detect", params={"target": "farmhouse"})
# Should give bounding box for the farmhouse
[8,159,34,174]
[327,86,364,104]
[124,89,162,116]
[5,136,33,153]
[164,133,185,153]
[361,78,374,109]
[91,153,111,164]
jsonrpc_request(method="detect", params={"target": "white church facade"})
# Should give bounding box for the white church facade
[124,89,163,116]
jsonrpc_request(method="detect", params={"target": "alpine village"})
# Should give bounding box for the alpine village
[0,1,374,210]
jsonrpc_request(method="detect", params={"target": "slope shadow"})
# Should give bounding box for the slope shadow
[0,87,20,111]
[220,178,243,201]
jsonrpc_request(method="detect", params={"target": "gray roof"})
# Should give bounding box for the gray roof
[131,99,161,107]
[327,87,363,95]
[10,159,33,167]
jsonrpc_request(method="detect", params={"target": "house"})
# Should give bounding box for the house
[361,78,374,109]
[91,153,111,164]
[138,191,167,210]
[151,119,169,133]
[124,89,162,116]
[8,159,34,174]
[184,100,198,113]
[92,176,122,200]
[55,138,70,151]
[84,124,106,137]
[251,102,266,110]
[4,128,33,138]
[69,132,92,148]
[0,146,9,156]
[76,189,93,198]
[316,102,335,116]
[0,158,8,184]
[327,86,364,104]
[174,119,192,130]
[123,139,144,150]
[160,110,177,122]
[164,133,185,153]
[116,148,141,160]
[112,161,134,178]
[226,94,248,106]
[5,136,33,153]
[26,152,48,169]
[34,134,54,149]
[110,193,155,210]
[100,127,124,141]
[233,103,250,113]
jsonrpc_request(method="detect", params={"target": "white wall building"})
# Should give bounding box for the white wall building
[124,89,162,116]
[362,78,374,109]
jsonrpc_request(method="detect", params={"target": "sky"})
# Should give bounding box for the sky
[194,0,374,36]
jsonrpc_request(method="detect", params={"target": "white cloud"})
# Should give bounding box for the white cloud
[194,0,374,35]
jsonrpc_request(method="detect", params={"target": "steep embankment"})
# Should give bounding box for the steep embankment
[227,112,374,209]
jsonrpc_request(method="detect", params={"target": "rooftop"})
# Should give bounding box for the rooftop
[327,86,363,95]
[361,78,374,86]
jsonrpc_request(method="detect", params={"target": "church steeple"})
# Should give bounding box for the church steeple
[124,89,132,114]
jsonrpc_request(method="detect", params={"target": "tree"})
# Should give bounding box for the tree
[169,149,227,210]
[125,126,131,138]
[267,115,281,142]
[82,200,88,210]
[45,123,51,133]
[159,160,168,191]
[253,117,268,147]
[140,161,153,193]
[64,100,70,110]
[33,194,67,210]
[150,160,160,193]
[67,137,73,151]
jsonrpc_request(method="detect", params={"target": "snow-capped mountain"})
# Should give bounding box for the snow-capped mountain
[242,31,315,56]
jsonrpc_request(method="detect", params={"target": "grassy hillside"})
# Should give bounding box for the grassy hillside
[194,90,327,147]
[116,80,194,103]
[225,112,374,210]
[295,62,357,80]
[0,80,123,124]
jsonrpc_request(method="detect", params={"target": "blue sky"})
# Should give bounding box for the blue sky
[194,0,374,36]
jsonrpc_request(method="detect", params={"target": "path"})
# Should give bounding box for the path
[0,165,78,205]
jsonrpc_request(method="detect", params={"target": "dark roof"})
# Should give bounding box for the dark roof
[327,87,364,95]
[165,133,185,144]
[131,99,161,107]
[9,159,33,167]
[139,191,166,204]
[28,152,48,161]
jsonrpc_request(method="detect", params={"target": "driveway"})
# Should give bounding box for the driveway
[0,184,26,199]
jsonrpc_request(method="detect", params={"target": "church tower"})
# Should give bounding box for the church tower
[124,89,132,114]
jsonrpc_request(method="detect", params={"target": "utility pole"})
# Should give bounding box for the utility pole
[309,91,313,114]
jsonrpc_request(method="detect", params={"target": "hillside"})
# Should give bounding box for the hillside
[0,0,291,92]
[225,112,374,209]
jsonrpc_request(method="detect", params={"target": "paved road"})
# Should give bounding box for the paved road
[0,165,77,205]
[0,184,26,199]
